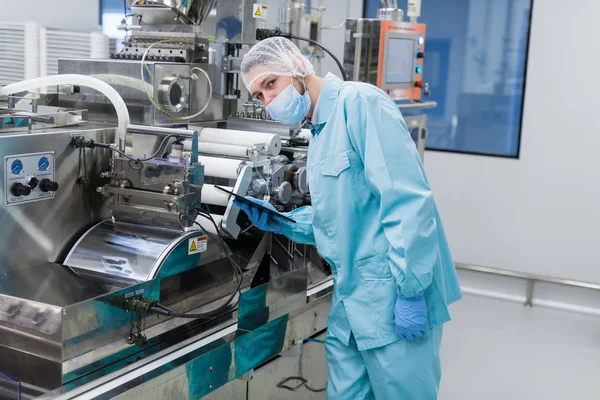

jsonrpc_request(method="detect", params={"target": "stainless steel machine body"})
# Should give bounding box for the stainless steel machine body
[0,125,113,274]
[0,110,274,399]
[58,59,231,127]
[0,4,436,398]
[0,254,251,394]
[0,121,254,395]
[0,3,434,400]
[0,2,333,399]
[35,267,332,400]
[65,220,221,286]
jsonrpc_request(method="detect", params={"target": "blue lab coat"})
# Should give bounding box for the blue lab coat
[280,73,462,352]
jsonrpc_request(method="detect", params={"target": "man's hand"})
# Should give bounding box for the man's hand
[394,296,430,340]
[233,197,283,233]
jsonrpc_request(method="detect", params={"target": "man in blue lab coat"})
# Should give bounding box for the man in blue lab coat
[234,37,461,399]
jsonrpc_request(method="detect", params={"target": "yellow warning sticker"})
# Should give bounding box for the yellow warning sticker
[188,235,208,255]
[253,3,268,19]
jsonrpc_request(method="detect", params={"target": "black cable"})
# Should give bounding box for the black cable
[305,384,327,393]
[149,212,244,319]
[195,211,239,264]
[255,29,348,81]
[277,336,328,393]
[150,303,237,319]
[287,34,348,81]
[197,208,253,265]
[93,134,179,170]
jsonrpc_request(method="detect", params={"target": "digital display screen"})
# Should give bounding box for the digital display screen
[385,37,415,85]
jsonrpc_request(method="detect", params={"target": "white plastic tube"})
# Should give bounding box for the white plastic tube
[0,74,130,144]
[196,214,224,235]
[184,140,250,158]
[300,128,312,142]
[201,184,232,206]
[191,127,282,156]
[198,156,244,179]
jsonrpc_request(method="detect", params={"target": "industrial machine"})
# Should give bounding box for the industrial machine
[344,1,428,101]
[0,1,430,399]
[0,1,325,399]
[344,0,434,157]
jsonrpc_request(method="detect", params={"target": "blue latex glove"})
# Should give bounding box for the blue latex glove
[394,296,430,340]
[233,196,283,233]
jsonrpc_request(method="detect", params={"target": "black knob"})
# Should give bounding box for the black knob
[28,177,39,190]
[417,51,425,59]
[11,183,31,196]
[39,179,59,193]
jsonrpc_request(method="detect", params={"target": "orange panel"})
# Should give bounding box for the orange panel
[376,21,426,101]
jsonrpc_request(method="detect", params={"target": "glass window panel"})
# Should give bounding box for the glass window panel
[365,0,533,157]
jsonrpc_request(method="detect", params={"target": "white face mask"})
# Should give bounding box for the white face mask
[266,78,311,126]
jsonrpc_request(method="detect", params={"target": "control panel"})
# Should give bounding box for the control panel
[377,20,427,101]
[5,152,59,206]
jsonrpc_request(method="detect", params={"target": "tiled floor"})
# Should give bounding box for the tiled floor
[439,294,600,400]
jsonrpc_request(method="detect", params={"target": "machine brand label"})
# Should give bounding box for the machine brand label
[188,236,208,255]
[253,3,268,19]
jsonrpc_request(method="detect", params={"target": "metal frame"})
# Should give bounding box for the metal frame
[397,100,437,110]
[221,165,254,239]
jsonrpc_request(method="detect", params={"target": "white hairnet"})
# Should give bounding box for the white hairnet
[241,37,315,92]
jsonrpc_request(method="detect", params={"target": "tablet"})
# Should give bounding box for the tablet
[214,185,297,223]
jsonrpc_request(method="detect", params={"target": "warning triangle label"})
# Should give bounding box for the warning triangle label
[254,7,262,17]
[188,236,207,255]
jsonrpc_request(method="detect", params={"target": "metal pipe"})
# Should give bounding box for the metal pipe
[0,74,130,147]
[31,115,55,124]
[307,278,333,297]
[127,124,197,138]
[272,236,295,259]
[9,114,55,124]
[455,262,600,291]
[397,100,438,110]
[281,146,308,154]
[525,280,534,307]
[352,33,363,81]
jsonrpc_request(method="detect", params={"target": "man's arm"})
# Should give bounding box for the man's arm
[280,206,316,245]
[347,92,438,298]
